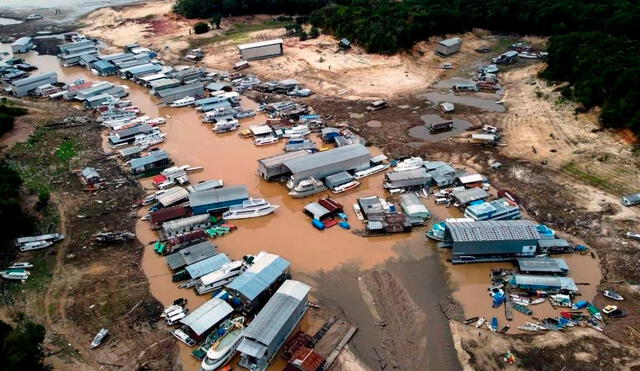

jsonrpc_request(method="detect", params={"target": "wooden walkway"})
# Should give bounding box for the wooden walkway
[321,325,358,371]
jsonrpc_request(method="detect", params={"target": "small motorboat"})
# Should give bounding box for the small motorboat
[91,328,108,349]
[25,14,44,20]
[530,298,545,305]
[603,290,624,301]
[331,180,360,194]
[394,156,424,172]
[518,324,540,332]
[485,319,493,331]
[512,303,532,316]
[254,136,279,146]
[352,204,364,221]
[475,317,485,328]
[490,317,498,333]
[602,305,617,315]
[353,164,390,179]
[498,325,510,334]
[464,316,479,325]
[0,269,30,281]
[8,262,33,269]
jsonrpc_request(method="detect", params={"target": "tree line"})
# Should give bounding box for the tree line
[172,0,640,133]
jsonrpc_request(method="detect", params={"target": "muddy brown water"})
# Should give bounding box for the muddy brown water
[423,91,506,113]
[10,48,600,370]
[408,114,473,141]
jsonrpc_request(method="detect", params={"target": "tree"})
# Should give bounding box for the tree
[309,27,320,39]
[299,30,308,41]
[0,320,46,371]
[193,22,210,34]
[210,13,222,29]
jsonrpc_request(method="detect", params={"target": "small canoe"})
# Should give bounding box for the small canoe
[491,317,498,333]
[312,219,325,230]
[512,303,533,316]
[475,317,485,328]
[603,290,624,301]
[498,325,510,333]
[464,316,479,325]
[530,298,545,305]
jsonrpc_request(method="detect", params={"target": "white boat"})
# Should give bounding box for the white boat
[394,156,424,171]
[133,132,166,146]
[0,269,30,280]
[352,204,364,221]
[282,125,310,138]
[603,290,624,301]
[353,164,390,179]
[254,136,279,146]
[475,317,485,328]
[213,118,240,133]
[195,260,245,295]
[91,328,108,348]
[18,240,53,252]
[331,180,361,194]
[173,328,197,347]
[288,177,327,198]
[200,325,245,370]
[222,198,279,220]
[170,96,195,108]
[8,262,33,269]
[145,117,166,126]
[530,298,545,305]
[518,324,540,332]
[25,14,43,20]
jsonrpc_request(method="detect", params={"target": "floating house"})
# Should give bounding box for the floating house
[516,258,569,275]
[384,168,431,189]
[238,39,284,61]
[399,193,430,221]
[162,214,212,239]
[188,185,249,215]
[284,144,370,185]
[226,252,291,314]
[510,274,578,293]
[156,82,205,104]
[445,220,540,264]
[149,78,181,94]
[127,149,173,176]
[10,72,57,97]
[436,37,462,57]
[179,297,233,343]
[109,123,154,146]
[150,205,191,228]
[237,280,310,371]
[184,253,231,279]
[156,186,190,208]
[166,240,217,271]
[11,37,33,54]
[258,151,310,181]
[452,187,489,206]
[464,198,521,221]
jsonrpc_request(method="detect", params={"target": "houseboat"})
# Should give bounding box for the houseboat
[170,96,195,107]
[353,163,390,179]
[195,260,245,295]
[287,177,327,198]
[282,125,310,138]
[331,180,360,194]
[213,118,240,133]
[254,136,280,146]
[222,198,279,220]
[464,198,521,221]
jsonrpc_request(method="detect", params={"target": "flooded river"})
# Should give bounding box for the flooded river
[7,46,601,370]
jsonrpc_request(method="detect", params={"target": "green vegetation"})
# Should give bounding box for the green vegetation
[0,318,46,371]
[562,162,620,192]
[210,13,222,29]
[193,22,210,34]
[190,20,290,47]
[0,162,34,259]
[54,139,76,163]
[173,0,327,19]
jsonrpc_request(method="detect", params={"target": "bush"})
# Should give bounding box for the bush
[299,30,308,41]
[309,27,320,39]
[210,13,222,29]
[36,189,50,211]
[0,319,46,371]
[0,112,15,136]
[193,22,210,34]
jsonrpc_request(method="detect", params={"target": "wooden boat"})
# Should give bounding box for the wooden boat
[91,328,108,349]
[485,320,493,331]
[331,180,360,194]
[512,303,532,315]
[475,317,485,328]
[490,317,498,332]
[518,324,539,332]
[352,204,365,221]
[603,290,624,301]
[185,166,203,173]
[464,316,479,325]
[587,303,603,321]
[498,325,510,333]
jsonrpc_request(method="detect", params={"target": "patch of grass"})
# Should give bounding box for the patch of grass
[190,20,287,48]
[55,139,76,163]
[7,253,53,295]
[50,333,84,362]
[562,162,620,192]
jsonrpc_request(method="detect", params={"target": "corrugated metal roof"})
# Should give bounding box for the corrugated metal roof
[166,240,217,270]
[118,145,144,156]
[324,171,353,188]
[162,214,210,235]
[227,252,290,300]
[458,174,484,184]
[386,168,429,181]
[516,258,569,273]
[157,82,204,98]
[150,205,189,225]
[156,186,189,207]
[188,185,249,209]
[303,202,330,219]
[93,60,114,70]
[12,37,32,46]
[150,78,180,88]
[258,151,309,168]
[439,38,462,47]
[81,167,99,179]
[128,148,169,168]
[238,280,309,356]
[452,188,489,204]
[11,72,57,87]
[179,298,233,336]
[250,125,273,136]
[512,274,577,291]
[448,220,539,242]
[185,253,231,279]
[284,144,369,174]
[537,238,570,248]
[238,39,284,50]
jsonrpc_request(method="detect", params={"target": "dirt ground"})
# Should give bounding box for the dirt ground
[0,98,175,370]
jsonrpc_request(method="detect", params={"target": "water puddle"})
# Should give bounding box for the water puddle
[408,114,472,141]
[423,91,505,113]
[366,120,381,128]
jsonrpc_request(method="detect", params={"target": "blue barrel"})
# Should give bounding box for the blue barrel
[312,219,325,230]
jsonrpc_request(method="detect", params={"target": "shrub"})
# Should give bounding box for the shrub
[193,22,210,34]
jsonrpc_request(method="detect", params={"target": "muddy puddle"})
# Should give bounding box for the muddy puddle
[408,114,472,141]
[11,46,601,370]
[423,91,506,113]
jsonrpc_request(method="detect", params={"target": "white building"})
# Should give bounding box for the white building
[238,39,283,61]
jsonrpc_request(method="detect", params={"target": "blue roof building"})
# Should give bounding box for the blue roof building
[226,252,291,314]
[188,185,249,214]
[93,60,116,76]
[185,253,231,279]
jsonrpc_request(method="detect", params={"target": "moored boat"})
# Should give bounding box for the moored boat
[475,317,485,328]
[170,96,195,108]
[464,316,479,325]
[352,204,365,221]
[8,262,33,269]
[199,319,245,370]
[353,164,390,179]
[288,177,327,198]
[0,269,30,280]
[222,198,279,220]
[254,136,279,146]
[394,156,424,171]
[331,180,360,194]
[530,298,545,305]
[195,260,245,295]
[512,303,532,315]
